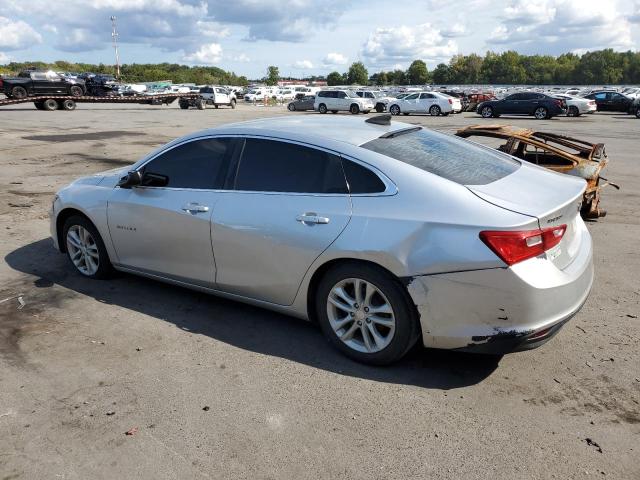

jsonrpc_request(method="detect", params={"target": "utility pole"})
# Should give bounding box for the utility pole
[110,16,120,80]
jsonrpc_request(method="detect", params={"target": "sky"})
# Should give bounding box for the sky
[1,0,639,78]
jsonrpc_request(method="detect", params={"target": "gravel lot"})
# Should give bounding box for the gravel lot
[0,101,638,479]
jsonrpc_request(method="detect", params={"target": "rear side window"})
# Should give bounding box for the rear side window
[361,129,519,185]
[235,139,347,194]
[142,138,232,189]
[342,160,386,194]
[318,91,329,98]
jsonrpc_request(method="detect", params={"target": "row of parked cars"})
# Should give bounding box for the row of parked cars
[286,89,464,116]
[284,87,640,120]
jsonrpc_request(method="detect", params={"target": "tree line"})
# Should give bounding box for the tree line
[0,60,249,86]
[327,49,640,86]
[2,48,640,86]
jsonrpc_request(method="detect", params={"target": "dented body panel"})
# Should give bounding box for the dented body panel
[455,125,619,218]
[408,216,594,352]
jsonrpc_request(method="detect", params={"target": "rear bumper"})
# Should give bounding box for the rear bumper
[407,219,594,353]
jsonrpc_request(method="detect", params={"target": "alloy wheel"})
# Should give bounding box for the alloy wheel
[326,278,396,353]
[66,225,100,276]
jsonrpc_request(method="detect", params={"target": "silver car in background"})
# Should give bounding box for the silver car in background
[50,115,593,364]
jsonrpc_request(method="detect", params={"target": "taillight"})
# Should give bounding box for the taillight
[479,225,567,266]
[554,99,563,108]
[448,99,452,104]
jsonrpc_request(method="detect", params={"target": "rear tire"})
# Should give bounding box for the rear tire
[375,103,385,113]
[179,100,189,110]
[197,99,206,110]
[34,101,45,110]
[567,106,579,117]
[429,105,441,116]
[636,108,640,119]
[316,263,420,365]
[42,98,58,111]
[350,104,360,114]
[318,103,328,114]
[63,216,113,279]
[534,106,548,120]
[61,99,76,111]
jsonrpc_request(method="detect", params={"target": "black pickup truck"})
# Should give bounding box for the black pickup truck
[0,70,86,98]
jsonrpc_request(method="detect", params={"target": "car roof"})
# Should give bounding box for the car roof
[182,116,409,147]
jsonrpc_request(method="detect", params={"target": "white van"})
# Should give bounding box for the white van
[314,89,374,114]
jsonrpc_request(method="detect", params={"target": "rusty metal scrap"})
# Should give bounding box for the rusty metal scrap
[455,125,619,218]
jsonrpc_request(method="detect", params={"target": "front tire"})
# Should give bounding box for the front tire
[635,108,640,119]
[63,216,113,279]
[318,103,328,114]
[11,86,27,99]
[69,85,83,97]
[230,99,236,109]
[429,105,441,116]
[480,106,493,118]
[288,103,296,111]
[567,105,579,117]
[375,103,385,113]
[389,104,401,115]
[316,263,419,365]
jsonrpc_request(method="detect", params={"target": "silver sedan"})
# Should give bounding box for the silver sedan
[50,115,593,364]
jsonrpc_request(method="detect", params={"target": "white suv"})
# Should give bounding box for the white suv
[314,89,374,114]
[199,86,237,109]
[354,90,396,112]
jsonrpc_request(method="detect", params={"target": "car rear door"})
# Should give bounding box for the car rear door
[418,93,435,112]
[107,137,237,287]
[403,93,420,112]
[211,137,352,305]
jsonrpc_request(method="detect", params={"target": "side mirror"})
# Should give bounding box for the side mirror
[117,170,142,189]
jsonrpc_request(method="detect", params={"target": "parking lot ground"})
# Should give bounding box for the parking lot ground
[0,103,639,479]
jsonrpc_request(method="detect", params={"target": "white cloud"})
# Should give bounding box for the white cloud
[489,0,633,54]
[183,43,223,64]
[441,23,467,38]
[293,59,314,69]
[323,52,348,65]
[0,17,42,50]
[630,1,640,23]
[0,51,10,63]
[361,24,458,68]
[57,28,98,52]
[197,21,230,39]
[231,53,251,62]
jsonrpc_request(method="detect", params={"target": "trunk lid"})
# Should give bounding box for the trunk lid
[468,162,586,270]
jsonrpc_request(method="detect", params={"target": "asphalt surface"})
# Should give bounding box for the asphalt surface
[0,101,638,479]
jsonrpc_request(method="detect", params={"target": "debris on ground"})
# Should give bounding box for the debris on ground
[626,314,637,318]
[585,438,603,453]
[106,411,115,416]
[202,406,210,411]
[125,427,138,436]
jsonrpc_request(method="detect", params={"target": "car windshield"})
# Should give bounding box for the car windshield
[361,128,520,185]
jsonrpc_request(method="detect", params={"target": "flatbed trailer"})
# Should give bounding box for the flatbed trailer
[0,93,200,111]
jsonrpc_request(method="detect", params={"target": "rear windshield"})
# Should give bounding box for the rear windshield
[361,128,520,185]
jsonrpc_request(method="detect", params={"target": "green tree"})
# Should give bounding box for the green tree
[265,65,280,86]
[431,63,453,84]
[326,71,342,86]
[346,61,368,85]
[406,60,429,84]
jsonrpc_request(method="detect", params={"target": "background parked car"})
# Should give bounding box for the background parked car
[287,95,316,111]
[388,91,462,116]
[314,90,374,114]
[477,92,566,119]
[583,91,633,112]
[554,94,597,116]
[1,70,85,98]
[199,86,237,108]
[354,90,395,113]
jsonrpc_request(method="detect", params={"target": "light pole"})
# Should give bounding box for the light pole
[110,16,120,80]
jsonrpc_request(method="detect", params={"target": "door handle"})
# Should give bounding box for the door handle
[296,213,330,225]
[181,203,209,213]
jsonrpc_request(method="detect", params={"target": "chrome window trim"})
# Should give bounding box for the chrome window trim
[131,134,398,197]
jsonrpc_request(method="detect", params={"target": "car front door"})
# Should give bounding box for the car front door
[498,94,520,114]
[211,137,352,305]
[107,137,237,287]
[335,91,348,110]
[402,93,420,112]
[29,72,51,94]
[215,87,230,104]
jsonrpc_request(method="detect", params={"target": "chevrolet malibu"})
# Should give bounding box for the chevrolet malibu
[50,115,594,365]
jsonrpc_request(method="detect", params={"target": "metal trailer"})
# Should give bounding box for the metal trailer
[0,93,200,111]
